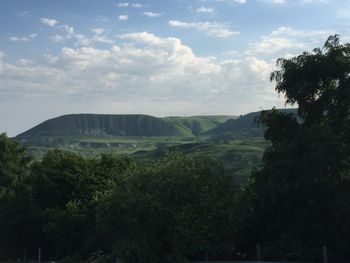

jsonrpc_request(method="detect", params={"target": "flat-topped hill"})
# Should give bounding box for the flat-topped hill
[16,114,234,138]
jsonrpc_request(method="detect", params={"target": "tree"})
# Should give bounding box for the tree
[0,133,39,259]
[95,152,240,263]
[28,150,134,261]
[249,35,350,261]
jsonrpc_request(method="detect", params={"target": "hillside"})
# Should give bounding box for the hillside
[165,115,235,135]
[17,114,234,139]
[17,114,193,138]
[206,108,298,140]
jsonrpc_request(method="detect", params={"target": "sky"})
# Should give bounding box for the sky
[1,0,350,136]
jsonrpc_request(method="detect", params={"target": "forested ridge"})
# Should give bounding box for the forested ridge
[1,35,350,262]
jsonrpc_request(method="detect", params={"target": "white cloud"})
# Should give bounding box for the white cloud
[143,12,162,17]
[50,34,65,43]
[119,15,129,21]
[49,26,113,46]
[91,29,114,44]
[246,27,334,57]
[9,36,30,42]
[196,7,214,13]
[64,25,75,35]
[75,34,91,46]
[169,20,240,38]
[92,28,106,35]
[44,54,60,64]
[9,33,37,42]
[40,18,59,27]
[118,2,129,7]
[0,32,282,136]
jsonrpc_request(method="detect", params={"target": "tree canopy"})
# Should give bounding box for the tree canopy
[250,35,350,261]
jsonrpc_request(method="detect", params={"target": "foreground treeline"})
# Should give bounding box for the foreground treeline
[0,136,242,262]
[1,35,350,262]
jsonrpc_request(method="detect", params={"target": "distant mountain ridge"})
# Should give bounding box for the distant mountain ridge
[16,114,234,138]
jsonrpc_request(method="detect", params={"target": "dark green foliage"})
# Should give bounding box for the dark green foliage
[247,35,350,261]
[94,152,240,263]
[0,137,243,262]
[0,133,31,194]
[28,150,135,260]
[0,133,38,259]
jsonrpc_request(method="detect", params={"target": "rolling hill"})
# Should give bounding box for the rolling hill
[164,115,235,135]
[206,108,298,140]
[17,114,235,139]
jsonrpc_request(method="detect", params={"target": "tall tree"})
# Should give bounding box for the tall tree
[249,35,350,261]
[95,152,240,263]
[0,133,39,259]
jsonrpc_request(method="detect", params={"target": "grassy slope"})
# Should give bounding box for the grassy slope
[165,115,236,135]
[17,114,193,138]
[17,114,234,139]
[206,109,297,140]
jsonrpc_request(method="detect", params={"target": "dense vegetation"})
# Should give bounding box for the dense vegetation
[1,35,350,262]
[0,136,241,262]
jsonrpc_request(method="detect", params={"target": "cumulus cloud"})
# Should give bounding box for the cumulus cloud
[40,18,59,27]
[119,15,129,21]
[143,12,162,17]
[0,31,280,136]
[168,20,239,38]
